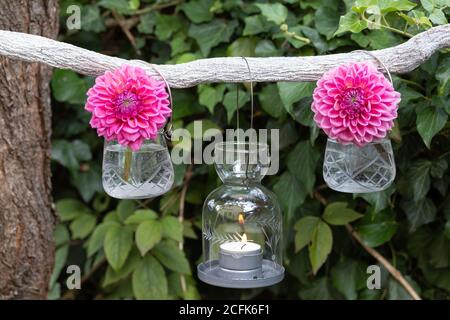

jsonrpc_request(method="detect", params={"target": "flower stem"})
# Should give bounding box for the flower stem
[123,148,133,182]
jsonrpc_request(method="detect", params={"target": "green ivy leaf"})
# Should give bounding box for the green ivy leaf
[435,58,450,96]
[335,12,367,35]
[258,84,285,119]
[161,216,183,242]
[299,277,334,299]
[331,259,366,300]
[416,104,448,149]
[406,160,432,201]
[104,225,133,271]
[429,8,447,24]
[198,84,226,113]
[153,241,191,275]
[135,220,163,256]
[277,82,316,115]
[401,198,437,232]
[255,3,288,25]
[287,140,320,193]
[132,255,168,300]
[51,69,88,104]
[188,19,238,56]
[155,14,182,40]
[243,15,270,36]
[227,37,257,57]
[98,0,133,14]
[357,185,395,213]
[273,171,307,222]
[322,202,363,226]
[222,89,250,123]
[137,12,156,34]
[181,0,213,23]
[294,216,320,252]
[81,5,106,32]
[309,220,333,274]
[429,231,450,268]
[355,210,398,247]
[315,7,340,40]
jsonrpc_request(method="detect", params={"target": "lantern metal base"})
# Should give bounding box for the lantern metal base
[197,259,284,289]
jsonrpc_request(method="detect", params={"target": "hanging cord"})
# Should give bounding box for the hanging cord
[131,60,174,140]
[241,56,254,129]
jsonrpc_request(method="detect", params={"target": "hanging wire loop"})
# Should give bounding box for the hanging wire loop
[352,50,393,84]
[131,60,174,140]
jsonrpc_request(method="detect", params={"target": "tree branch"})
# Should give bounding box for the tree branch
[313,190,421,300]
[0,24,449,88]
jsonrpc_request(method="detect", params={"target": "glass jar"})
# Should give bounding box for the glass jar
[323,138,395,193]
[197,142,284,288]
[102,132,174,199]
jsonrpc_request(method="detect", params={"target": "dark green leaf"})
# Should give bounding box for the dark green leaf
[104,225,133,271]
[125,209,158,224]
[132,255,168,300]
[181,0,213,23]
[69,213,96,239]
[188,20,238,56]
[416,105,448,149]
[294,216,320,252]
[273,172,307,222]
[135,220,163,256]
[255,3,288,25]
[401,198,437,232]
[355,210,398,247]
[56,199,90,222]
[287,141,319,193]
[322,202,363,226]
[153,240,191,275]
[161,216,183,242]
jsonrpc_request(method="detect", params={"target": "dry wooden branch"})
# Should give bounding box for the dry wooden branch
[0,24,449,88]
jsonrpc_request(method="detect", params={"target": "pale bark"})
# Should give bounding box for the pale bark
[0,0,58,299]
[0,24,449,88]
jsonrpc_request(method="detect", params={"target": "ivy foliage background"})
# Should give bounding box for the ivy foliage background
[50,0,450,300]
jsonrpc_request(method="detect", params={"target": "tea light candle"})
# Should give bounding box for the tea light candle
[219,239,263,271]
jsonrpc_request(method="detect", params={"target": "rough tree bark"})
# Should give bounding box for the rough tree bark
[0,1,58,299]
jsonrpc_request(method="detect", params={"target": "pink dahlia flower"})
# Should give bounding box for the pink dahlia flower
[311,62,400,146]
[85,65,171,151]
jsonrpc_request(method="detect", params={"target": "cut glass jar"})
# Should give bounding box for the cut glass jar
[102,132,174,199]
[323,138,395,193]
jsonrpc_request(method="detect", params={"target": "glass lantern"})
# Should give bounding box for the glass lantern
[197,141,284,288]
[102,132,174,199]
[323,138,395,193]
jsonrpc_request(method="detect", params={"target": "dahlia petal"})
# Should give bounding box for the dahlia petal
[310,61,400,146]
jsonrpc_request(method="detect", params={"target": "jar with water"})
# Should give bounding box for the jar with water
[102,133,174,199]
[323,138,395,193]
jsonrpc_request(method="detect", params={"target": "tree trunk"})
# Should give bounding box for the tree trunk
[0,0,58,299]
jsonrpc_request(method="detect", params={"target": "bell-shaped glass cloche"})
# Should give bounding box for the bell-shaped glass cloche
[197,141,284,288]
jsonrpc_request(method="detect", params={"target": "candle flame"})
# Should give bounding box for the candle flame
[241,233,248,243]
[238,213,244,225]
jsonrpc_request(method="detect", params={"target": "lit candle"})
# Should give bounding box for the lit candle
[218,233,263,271]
